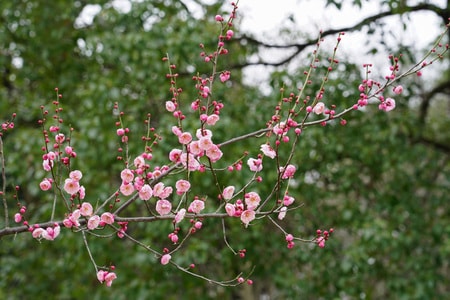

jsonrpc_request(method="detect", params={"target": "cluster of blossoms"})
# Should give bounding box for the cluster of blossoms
[97,269,117,287]
[316,228,334,248]
[63,202,114,230]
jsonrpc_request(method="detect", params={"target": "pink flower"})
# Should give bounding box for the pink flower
[101,212,115,225]
[161,254,171,265]
[313,102,325,115]
[222,186,235,200]
[80,202,93,217]
[393,85,403,95]
[206,145,223,162]
[247,158,263,172]
[280,164,296,179]
[64,178,80,195]
[120,168,134,183]
[120,182,135,196]
[175,179,191,195]
[174,208,186,224]
[116,128,125,136]
[79,186,86,200]
[133,155,145,168]
[42,159,53,171]
[188,199,205,214]
[206,114,220,125]
[215,14,223,22]
[189,141,203,156]
[138,184,153,200]
[317,236,326,248]
[178,132,192,145]
[196,128,212,139]
[55,133,65,143]
[180,153,200,171]
[64,209,81,228]
[219,71,230,82]
[165,101,176,112]
[244,192,261,210]
[14,213,22,223]
[260,144,276,159]
[278,206,287,220]
[198,136,213,151]
[225,203,236,216]
[155,199,172,216]
[87,215,100,230]
[283,195,295,206]
[240,210,256,227]
[379,98,396,112]
[65,146,73,155]
[69,170,83,181]
[97,270,117,287]
[40,178,52,191]
[153,182,173,199]
[104,272,117,287]
[272,122,287,136]
[33,224,60,241]
[169,149,182,162]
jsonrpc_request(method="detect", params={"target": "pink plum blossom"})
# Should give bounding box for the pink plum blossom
[280,164,296,179]
[14,213,22,223]
[260,144,276,159]
[189,141,203,156]
[198,136,214,151]
[39,178,52,191]
[196,128,212,139]
[79,186,86,200]
[393,85,403,94]
[120,168,134,183]
[175,179,191,195]
[120,182,135,196]
[97,270,117,287]
[206,114,220,125]
[169,149,182,162]
[244,192,261,210]
[178,132,192,144]
[247,157,263,172]
[138,184,153,200]
[222,186,235,200]
[80,202,93,217]
[161,254,171,265]
[155,199,172,216]
[174,208,186,224]
[55,133,65,143]
[278,206,288,220]
[317,236,326,248]
[225,203,236,216]
[133,155,145,168]
[101,212,115,225]
[240,210,256,227]
[313,102,325,115]
[165,101,176,112]
[283,195,295,206]
[180,153,200,171]
[220,71,230,82]
[153,182,173,199]
[379,97,396,112]
[69,170,83,181]
[64,178,80,195]
[188,199,205,214]
[206,145,223,162]
[42,159,53,171]
[87,215,101,230]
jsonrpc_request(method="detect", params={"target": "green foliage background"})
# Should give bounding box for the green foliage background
[1,0,449,299]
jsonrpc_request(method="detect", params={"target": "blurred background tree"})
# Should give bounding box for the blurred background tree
[0,0,449,299]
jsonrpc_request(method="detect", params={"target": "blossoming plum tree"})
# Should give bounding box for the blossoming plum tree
[0,1,449,289]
